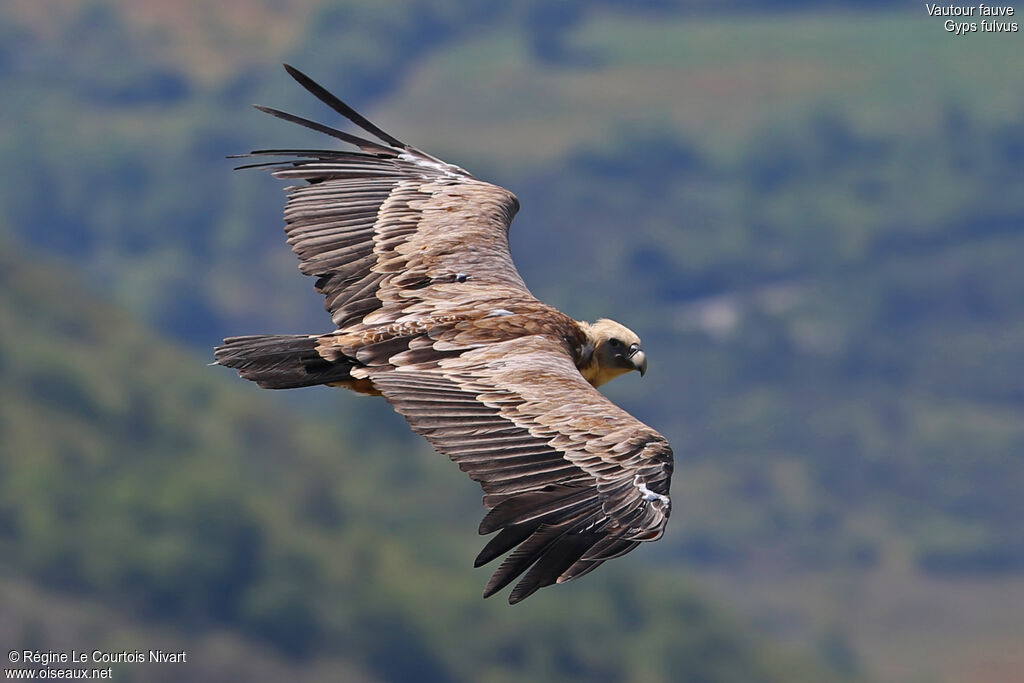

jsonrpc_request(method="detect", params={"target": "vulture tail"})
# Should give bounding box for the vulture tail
[214,334,357,390]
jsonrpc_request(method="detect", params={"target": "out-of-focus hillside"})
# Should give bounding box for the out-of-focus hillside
[1,2,1021,682]
[0,243,842,683]
[4,0,321,84]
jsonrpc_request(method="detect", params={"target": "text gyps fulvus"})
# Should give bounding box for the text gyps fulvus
[215,65,673,603]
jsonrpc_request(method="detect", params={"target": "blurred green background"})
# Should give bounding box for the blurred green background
[1,1,1022,681]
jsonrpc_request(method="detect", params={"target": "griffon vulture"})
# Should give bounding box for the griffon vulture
[215,65,673,603]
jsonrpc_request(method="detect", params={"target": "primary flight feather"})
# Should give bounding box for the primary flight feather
[215,64,673,603]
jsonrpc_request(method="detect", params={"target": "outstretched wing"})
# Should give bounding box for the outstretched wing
[356,334,673,604]
[240,65,532,330]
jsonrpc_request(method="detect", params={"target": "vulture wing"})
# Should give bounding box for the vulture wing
[362,335,672,604]
[240,64,532,330]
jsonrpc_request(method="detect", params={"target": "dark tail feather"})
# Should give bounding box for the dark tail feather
[214,334,356,389]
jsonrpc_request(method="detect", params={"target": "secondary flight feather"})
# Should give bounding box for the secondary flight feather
[215,65,673,603]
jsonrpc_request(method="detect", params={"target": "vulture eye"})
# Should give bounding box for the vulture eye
[609,338,623,349]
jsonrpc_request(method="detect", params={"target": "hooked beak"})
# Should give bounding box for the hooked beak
[629,344,647,377]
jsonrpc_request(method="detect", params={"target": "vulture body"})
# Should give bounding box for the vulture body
[216,65,673,603]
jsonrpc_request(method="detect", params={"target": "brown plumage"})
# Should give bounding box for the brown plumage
[215,65,672,603]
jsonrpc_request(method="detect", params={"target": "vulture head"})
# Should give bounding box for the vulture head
[580,318,647,387]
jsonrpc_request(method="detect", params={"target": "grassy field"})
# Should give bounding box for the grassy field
[378,11,1024,166]
[702,566,1024,683]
